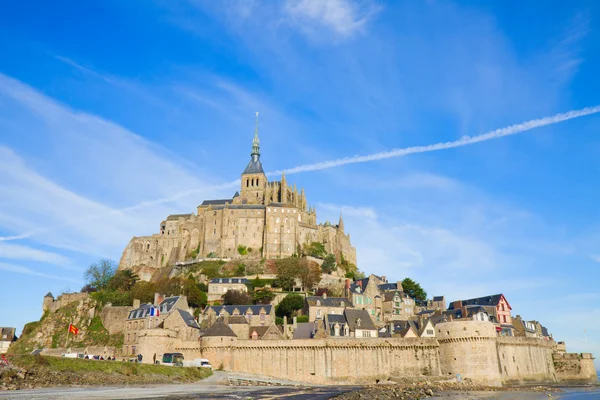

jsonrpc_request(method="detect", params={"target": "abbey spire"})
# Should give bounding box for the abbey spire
[251,111,260,159]
[242,112,264,175]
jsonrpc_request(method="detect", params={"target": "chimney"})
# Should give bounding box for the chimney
[389,322,394,335]
[397,281,403,291]
[357,281,362,288]
[133,299,141,309]
[154,293,165,306]
[293,316,297,329]
[452,300,462,310]
[381,276,387,283]
[322,292,327,300]
[345,279,351,297]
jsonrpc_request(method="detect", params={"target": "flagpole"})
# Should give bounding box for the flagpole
[64,318,71,349]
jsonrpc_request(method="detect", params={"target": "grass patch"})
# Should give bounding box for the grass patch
[10,355,212,382]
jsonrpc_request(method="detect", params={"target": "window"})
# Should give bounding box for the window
[427,329,434,335]
[213,229,216,235]
[316,310,322,319]
[503,315,507,323]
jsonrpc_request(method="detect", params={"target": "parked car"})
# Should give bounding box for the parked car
[182,358,212,369]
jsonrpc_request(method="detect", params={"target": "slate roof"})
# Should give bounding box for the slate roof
[325,314,346,324]
[383,291,410,302]
[209,278,249,284]
[202,319,237,337]
[166,213,192,221]
[159,296,184,314]
[448,294,507,309]
[200,199,233,206]
[44,292,54,298]
[293,322,317,339]
[205,304,273,316]
[127,303,155,320]
[175,310,200,329]
[305,296,353,308]
[344,309,377,331]
[228,316,249,325]
[243,157,264,174]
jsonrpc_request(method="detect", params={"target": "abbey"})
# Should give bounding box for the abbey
[119,116,356,276]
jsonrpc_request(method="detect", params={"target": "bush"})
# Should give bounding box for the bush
[275,317,284,326]
[237,245,248,256]
[296,315,309,323]
[253,288,275,305]
[276,294,305,319]
[222,290,253,305]
[91,290,133,306]
[321,254,337,274]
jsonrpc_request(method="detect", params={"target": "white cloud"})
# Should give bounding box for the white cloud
[0,243,73,269]
[283,0,380,38]
[0,262,82,284]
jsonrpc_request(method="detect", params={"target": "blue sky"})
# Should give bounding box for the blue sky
[1,0,599,367]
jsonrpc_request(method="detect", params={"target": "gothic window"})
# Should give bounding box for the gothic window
[246,179,249,187]
[257,178,259,186]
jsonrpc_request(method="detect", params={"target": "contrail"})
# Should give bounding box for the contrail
[2,105,599,243]
[269,105,600,176]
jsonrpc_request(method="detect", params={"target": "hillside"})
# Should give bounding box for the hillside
[9,295,122,355]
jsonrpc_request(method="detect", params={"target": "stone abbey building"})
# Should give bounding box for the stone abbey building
[119,116,356,276]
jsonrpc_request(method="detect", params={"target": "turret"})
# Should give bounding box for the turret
[338,213,345,233]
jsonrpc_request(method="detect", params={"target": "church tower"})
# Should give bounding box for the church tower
[240,112,267,204]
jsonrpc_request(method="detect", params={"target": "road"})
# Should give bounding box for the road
[0,372,357,400]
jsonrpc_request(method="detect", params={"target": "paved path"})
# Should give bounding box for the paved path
[0,372,356,400]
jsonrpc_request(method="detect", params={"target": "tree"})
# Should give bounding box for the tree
[107,269,139,291]
[197,282,208,292]
[253,288,275,305]
[321,254,337,274]
[298,258,321,290]
[303,242,326,258]
[401,278,427,302]
[155,277,183,297]
[274,257,299,291]
[131,281,156,304]
[275,294,305,319]
[182,278,208,308]
[84,259,116,290]
[222,290,253,305]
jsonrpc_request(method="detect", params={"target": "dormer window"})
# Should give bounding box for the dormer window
[357,318,361,327]
[316,300,321,306]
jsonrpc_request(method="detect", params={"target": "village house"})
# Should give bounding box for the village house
[123,294,189,356]
[344,309,378,338]
[346,274,386,322]
[304,294,353,321]
[250,325,284,340]
[512,315,538,338]
[0,327,16,354]
[443,305,490,323]
[207,278,249,303]
[163,309,201,341]
[204,304,274,327]
[447,294,513,336]
[382,290,415,321]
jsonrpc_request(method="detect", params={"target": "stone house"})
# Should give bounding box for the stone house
[163,309,201,341]
[448,294,513,336]
[123,295,189,356]
[226,315,251,339]
[304,294,353,321]
[199,319,237,346]
[250,324,283,340]
[207,278,249,302]
[382,290,415,321]
[512,315,538,338]
[344,309,378,338]
[443,305,490,323]
[204,305,274,327]
[347,274,386,323]
[0,327,16,354]
[324,314,350,337]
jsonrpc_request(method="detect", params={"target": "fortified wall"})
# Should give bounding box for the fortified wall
[180,337,441,385]
[163,321,596,386]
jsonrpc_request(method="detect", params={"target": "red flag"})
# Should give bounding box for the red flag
[69,324,79,335]
[1,354,8,365]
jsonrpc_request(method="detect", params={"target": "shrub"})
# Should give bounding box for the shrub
[237,245,248,256]
[275,317,284,326]
[296,315,309,323]
[275,294,305,319]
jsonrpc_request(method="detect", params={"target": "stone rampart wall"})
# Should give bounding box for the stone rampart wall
[553,352,599,384]
[101,306,132,335]
[179,338,441,385]
[44,292,90,313]
[496,336,556,385]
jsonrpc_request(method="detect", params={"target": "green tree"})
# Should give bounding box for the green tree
[131,281,156,304]
[155,277,183,296]
[298,258,321,290]
[182,278,208,308]
[222,289,253,305]
[321,254,337,274]
[275,294,305,319]
[197,282,208,292]
[253,287,276,305]
[274,257,299,291]
[107,269,139,291]
[84,259,116,290]
[303,242,326,258]
[401,278,427,301]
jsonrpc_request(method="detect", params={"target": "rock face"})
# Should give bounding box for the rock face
[12,293,124,356]
[118,124,356,280]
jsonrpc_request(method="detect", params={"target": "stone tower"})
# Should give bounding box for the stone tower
[239,112,267,205]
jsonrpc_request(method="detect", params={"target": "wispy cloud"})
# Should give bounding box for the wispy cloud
[0,243,74,269]
[283,0,380,39]
[271,105,600,175]
[0,262,82,284]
